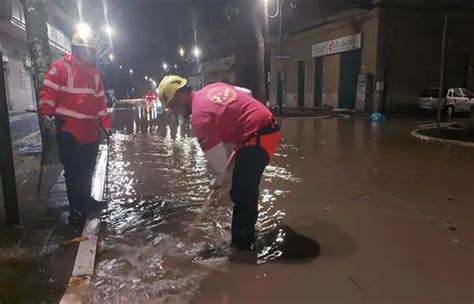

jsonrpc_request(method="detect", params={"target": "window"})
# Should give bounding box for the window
[448,90,453,97]
[460,88,472,98]
[453,89,463,98]
[11,0,25,30]
[20,69,28,89]
[47,23,71,53]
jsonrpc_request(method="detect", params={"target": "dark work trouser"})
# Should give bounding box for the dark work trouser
[57,131,99,214]
[229,145,269,250]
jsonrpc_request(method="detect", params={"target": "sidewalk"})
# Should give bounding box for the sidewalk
[0,133,107,302]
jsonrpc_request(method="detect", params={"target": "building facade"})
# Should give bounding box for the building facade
[0,0,71,113]
[269,2,474,113]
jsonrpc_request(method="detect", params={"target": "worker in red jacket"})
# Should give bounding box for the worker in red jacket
[38,34,111,225]
[158,76,280,251]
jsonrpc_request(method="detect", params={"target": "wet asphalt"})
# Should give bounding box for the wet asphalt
[89,105,473,303]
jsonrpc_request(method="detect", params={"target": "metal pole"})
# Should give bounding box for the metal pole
[278,0,283,55]
[278,0,284,116]
[0,51,20,226]
[436,16,448,131]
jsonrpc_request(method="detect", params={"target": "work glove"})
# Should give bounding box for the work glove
[102,127,112,137]
[41,116,55,133]
[210,174,227,190]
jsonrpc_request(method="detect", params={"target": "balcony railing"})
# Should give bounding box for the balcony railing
[47,23,71,54]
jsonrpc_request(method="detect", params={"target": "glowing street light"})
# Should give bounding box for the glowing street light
[179,48,185,57]
[129,69,133,74]
[105,25,113,36]
[119,65,123,69]
[76,23,92,39]
[193,47,201,58]
[108,54,114,61]
[162,62,168,70]
[174,64,178,69]
[152,80,157,87]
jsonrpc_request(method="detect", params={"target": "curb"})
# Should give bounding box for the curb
[60,215,100,304]
[411,125,474,148]
[59,143,108,303]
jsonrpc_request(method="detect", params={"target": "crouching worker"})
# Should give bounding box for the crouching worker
[158,76,280,250]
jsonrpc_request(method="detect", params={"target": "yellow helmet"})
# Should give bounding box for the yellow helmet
[158,75,188,108]
[71,34,97,49]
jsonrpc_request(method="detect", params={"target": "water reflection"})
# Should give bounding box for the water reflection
[92,106,298,302]
[257,225,320,264]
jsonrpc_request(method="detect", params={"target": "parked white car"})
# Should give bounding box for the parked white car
[418,87,474,117]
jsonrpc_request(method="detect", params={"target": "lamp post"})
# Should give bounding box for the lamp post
[193,47,203,88]
[264,0,286,116]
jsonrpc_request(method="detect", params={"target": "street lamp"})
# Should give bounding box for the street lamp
[145,76,148,80]
[109,54,114,61]
[129,69,133,75]
[174,64,178,69]
[119,65,123,69]
[162,62,168,70]
[193,47,201,58]
[179,48,185,57]
[264,0,285,116]
[105,25,113,37]
[76,23,92,39]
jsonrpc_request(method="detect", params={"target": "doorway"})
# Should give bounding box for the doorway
[338,49,361,109]
[298,60,305,107]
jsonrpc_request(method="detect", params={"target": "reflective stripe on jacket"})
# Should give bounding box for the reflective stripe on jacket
[39,54,111,144]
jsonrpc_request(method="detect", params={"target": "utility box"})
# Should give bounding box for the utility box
[356,73,373,111]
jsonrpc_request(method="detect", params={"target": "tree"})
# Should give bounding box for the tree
[250,1,267,103]
[21,0,59,170]
[469,105,474,131]
[21,0,51,99]
[222,0,267,102]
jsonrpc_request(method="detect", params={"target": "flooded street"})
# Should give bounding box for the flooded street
[91,106,474,303]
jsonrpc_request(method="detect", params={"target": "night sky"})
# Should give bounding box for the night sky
[103,1,237,84]
[77,0,468,96]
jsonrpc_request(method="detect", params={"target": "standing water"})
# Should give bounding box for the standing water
[90,105,307,303]
[91,108,474,303]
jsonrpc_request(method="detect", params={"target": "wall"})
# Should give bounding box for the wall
[270,8,380,110]
[322,54,340,108]
[0,33,36,112]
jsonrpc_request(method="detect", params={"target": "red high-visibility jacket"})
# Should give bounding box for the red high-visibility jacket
[38,54,111,144]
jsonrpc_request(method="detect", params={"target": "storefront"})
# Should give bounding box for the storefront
[270,6,474,114]
[270,8,380,111]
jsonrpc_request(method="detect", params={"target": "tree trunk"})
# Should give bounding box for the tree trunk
[22,0,58,166]
[469,105,474,130]
[21,0,51,102]
[251,3,267,103]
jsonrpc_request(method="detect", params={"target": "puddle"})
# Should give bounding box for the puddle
[90,107,301,302]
